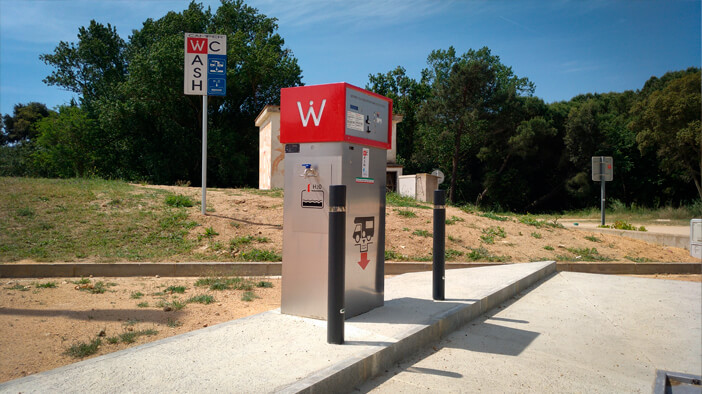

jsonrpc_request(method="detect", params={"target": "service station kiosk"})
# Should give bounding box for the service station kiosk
[280,83,392,320]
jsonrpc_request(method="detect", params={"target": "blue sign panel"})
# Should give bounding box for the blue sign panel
[207,54,227,96]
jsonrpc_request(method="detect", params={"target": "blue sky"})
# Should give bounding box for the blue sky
[1,0,700,117]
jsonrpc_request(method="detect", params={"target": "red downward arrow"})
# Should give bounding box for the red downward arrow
[358,252,370,270]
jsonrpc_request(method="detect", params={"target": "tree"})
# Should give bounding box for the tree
[1,102,54,145]
[366,67,429,171]
[417,47,534,204]
[40,20,126,106]
[631,70,702,200]
[33,105,97,178]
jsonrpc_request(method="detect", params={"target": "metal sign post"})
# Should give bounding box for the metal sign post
[592,156,613,226]
[184,33,227,215]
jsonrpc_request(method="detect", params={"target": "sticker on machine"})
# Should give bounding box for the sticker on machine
[301,183,324,209]
[347,111,364,132]
[361,147,369,178]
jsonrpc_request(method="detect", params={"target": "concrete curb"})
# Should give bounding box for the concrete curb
[1,261,699,278]
[556,262,701,274]
[570,226,689,250]
[282,262,557,393]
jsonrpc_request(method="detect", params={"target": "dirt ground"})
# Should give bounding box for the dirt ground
[0,276,280,383]
[135,184,697,264]
[1,184,699,383]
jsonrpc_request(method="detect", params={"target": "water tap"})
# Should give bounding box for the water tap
[301,164,318,178]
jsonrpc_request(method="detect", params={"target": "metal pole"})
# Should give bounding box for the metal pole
[328,185,346,344]
[201,95,207,215]
[433,189,446,301]
[600,158,605,226]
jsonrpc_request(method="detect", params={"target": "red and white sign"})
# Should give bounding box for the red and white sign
[184,33,227,96]
[280,83,392,150]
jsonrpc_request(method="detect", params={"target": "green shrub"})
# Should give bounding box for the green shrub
[165,194,194,208]
[239,249,281,262]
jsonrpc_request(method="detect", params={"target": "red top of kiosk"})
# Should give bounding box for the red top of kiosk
[280,83,392,150]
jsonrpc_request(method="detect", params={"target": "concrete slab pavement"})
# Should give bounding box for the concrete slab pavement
[358,272,702,393]
[0,262,554,393]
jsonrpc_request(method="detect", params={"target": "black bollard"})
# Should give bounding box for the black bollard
[327,185,346,344]
[433,189,446,301]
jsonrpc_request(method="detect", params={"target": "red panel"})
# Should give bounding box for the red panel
[280,83,392,150]
[281,84,345,144]
[186,37,207,54]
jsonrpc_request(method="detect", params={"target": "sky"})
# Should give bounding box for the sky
[1,0,700,117]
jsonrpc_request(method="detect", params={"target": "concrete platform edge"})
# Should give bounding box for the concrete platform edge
[1,261,699,278]
[282,262,557,393]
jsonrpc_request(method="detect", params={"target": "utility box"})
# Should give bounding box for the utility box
[280,83,392,320]
[691,219,702,259]
[398,173,439,203]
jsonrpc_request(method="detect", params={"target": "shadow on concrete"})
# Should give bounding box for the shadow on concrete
[451,322,540,357]
[0,308,180,323]
[349,297,469,325]
[487,316,529,324]
[406,366,462,378]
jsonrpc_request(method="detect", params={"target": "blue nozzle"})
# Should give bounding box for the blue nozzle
[302,164,312,169]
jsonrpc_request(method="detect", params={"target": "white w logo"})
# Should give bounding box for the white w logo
[189,39,206,52]
[297,99,326,127]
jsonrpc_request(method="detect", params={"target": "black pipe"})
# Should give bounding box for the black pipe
[433,189,446,301]
[327,185,346,344]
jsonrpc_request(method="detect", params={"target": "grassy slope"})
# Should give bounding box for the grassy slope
[0,177,197,262]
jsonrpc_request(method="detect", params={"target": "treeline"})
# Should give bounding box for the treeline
[0,1,302,186]
[1,1,699,212]
[367,52,700,211]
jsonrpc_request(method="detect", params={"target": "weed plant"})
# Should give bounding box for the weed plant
[65,338,101,358]
[445,249,464,260]
[395,209,417,218]
[585,235,602,242]
[530,232,542,239]
[481,226,506,244]
[164,194,194,208]
[187,295,215,304]
[478,212,510,222]
[386,192,431,209]
[384,250,404,260]
[164,285,186,294]
[519,215,563,229]
[239,249,281,262]
[255,281,273,288]
[445,216,465,225]
[241,291,259,302]
[130,291,144,299]
[543,246,554,251]
[412,229,432,237]
[625,255,655,263]
[36,281,57,288]
[557,247,613,262]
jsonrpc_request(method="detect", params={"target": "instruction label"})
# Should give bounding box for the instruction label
[361,148,369,178]
[347,111,364,132]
